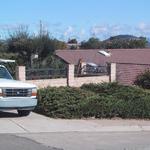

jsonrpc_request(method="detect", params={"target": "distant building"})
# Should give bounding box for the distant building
[67,43,81,50]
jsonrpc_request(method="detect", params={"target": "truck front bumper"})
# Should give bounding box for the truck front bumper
[0,97,37,110]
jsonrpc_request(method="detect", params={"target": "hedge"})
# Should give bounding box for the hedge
[134,70,150,89]
[35,86,95,118]
[35,83,150,119]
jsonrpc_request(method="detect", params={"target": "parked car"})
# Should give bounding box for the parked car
[85,63,108,74]
[0,59,37,116]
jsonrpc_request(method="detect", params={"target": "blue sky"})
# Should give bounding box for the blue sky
[0,0,150,41]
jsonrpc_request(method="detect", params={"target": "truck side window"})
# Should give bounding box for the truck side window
[0,67,12,79]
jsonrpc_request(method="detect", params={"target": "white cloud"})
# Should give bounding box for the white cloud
[90,24,123,39]
[91,25,108,36]
[110,25,122,35]
[1,22,150,41]
[58,23,149,41]
[138,22,146,30]
[89,24,135,39]
[80,29,85,36]
[64,26,74,36]
[137,22,150,34]
[0,24,19,30]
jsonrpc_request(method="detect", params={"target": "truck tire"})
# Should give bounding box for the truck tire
[17,110,31,117]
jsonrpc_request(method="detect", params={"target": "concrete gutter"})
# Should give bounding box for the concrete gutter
[1,111,150,134]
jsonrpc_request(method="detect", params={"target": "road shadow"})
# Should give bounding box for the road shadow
[0,111,19,118]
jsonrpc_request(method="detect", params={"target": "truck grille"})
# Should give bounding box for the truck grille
[2,88,32,97]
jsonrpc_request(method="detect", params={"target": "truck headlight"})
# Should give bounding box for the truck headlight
[0,88,3,97]
[31,88,37,97]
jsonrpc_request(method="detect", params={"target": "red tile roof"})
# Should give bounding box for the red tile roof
[110,49,150,64]
[56,49,108,65]
[56,49,150,65]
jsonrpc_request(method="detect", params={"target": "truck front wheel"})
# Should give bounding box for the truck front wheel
[17,110,31,117]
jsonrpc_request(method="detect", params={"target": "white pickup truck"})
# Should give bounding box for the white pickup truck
[0,59,37,116]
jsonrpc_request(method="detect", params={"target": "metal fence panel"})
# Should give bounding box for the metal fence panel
[75,64,110,77]
[26,68,67,80]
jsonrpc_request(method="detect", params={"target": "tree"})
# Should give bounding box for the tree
[7,25,67,67]
[7,25,33,66]
[80,37,101,49]
[134,70,150,89]
[32,34,66,67]
[0,40,8,52]
[68,38,78,44]
[102,36,148,49]
[80,35,148,49]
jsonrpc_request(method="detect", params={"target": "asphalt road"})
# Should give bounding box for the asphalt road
[0,134,61,150]
[17,132,150,150]
[1,132,150,150]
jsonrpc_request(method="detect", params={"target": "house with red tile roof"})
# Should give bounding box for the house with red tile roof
[56,49,150,85]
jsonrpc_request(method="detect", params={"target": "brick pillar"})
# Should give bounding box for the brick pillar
[110,63,116,82]
[67,64,75,86]
[16,66,26,81]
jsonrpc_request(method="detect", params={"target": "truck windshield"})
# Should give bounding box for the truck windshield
[0,66,13,79]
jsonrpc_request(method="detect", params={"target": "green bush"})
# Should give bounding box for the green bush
[81,82,124,95]
[36,83,150,119]
[81,91,150,119]
[35,86,95,118]
[81,83,150,118]
[134,70,150,89]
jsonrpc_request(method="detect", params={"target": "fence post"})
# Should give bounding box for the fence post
[81,62,86,75]
[15,66,26,81]
[110,63,116,82]
[67,64,75,86]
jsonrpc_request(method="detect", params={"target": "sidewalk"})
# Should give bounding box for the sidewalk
[1,111,150,133]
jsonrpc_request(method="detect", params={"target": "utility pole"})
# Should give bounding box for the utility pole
[39,20,43,37]
[39,20,48,36]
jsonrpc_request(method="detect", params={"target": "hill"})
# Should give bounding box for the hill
[104,35,150,48]
[106,35,140,41]
[80,35,149,49]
